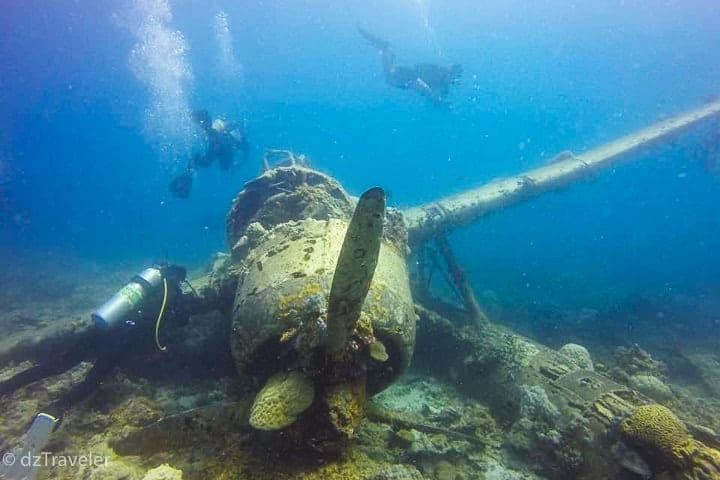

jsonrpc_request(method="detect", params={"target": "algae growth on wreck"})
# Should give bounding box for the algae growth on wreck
[2,1,720,479]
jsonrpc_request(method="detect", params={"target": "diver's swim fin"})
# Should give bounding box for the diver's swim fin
[0,413,58,480]
[358,27,389,51]
[169,170,193,199]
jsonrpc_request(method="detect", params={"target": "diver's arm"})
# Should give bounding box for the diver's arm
[182,278,237,318]
[413,78,443,103]
[180,289,216,316]
[412,77,449,106]
[184,256,240,318]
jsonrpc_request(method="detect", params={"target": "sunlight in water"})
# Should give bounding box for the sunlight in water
[214,11,243,84]
[410,0,442,56]
[126,0,196,165]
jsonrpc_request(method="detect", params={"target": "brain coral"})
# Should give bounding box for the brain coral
[249,371,315,430]
[620,404,693,469]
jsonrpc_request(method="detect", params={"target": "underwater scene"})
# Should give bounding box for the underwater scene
[2,0,720,479]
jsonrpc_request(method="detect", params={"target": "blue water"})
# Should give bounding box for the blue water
[2,0,719,328]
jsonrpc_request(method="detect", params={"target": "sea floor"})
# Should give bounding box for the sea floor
[1,257,720,479]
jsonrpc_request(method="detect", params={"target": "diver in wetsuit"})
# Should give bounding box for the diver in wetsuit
[359,27,462,106]
[0,265,198,422]
[0,265,221,480]
[169,109,250,198]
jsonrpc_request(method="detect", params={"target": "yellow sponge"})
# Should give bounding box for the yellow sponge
[249,371,314,431]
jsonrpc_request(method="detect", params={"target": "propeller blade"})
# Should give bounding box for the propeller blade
[326,187,386,354]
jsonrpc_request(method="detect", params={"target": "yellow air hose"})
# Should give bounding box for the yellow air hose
[154,277,169,351]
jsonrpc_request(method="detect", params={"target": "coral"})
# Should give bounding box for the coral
[225,166,354,249]
[620,404,692,470]
[611,345,667,381]
[109,396,162,427]
[557,343,594,371]
[382,207,410,256]
[620,404,692,469]
[276,284,329,370]
[370,464,425,480]
[434,459,456,480]
[325,380,367,437]
[619,403,720,479]
[249,371,315,430]
[88,462,140,480]
[680,352,720,399]
[354,311,377,349]
[628,374,674,402]
[370,340,389,362]
[293,449,384,480]
[142,464,183,480]
[519,385,560,424]
[483,458,542,480]
[278,283,324,326]
[508,386,596,478]
[372,375,499,455]
[408,431,453,456]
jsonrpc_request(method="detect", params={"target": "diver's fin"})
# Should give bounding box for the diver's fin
[358,27,389,51]
[169,170,193,199]
[0,413,58,480]
[326,187,386,355]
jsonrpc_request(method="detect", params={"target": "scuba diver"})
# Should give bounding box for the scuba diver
[169,109,250,198]
[358,27,462,106]
[0,264,215,479]
[0,265,197,416]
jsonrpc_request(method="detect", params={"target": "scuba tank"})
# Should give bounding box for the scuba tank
[91,267,164,328]
[91,264,188,351]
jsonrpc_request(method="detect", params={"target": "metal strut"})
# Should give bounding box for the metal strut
[433,233,490,329]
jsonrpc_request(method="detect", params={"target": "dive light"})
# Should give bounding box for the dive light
[91,267,164,327]
[0,413,58,480]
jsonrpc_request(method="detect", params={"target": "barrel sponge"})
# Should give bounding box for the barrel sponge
[620,404,693,469]
[249,371,315,431]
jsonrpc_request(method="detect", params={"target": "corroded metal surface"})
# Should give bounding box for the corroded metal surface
[404,99,720,245]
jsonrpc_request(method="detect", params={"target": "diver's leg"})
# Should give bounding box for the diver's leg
[218,151,234,171]
[358,27,389,50]
[194,152,212,167]
[41,355,117,419]
[237,139,250,166]
[0,360,80,397]
[357,27,401,86]
[0,338,92,397]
